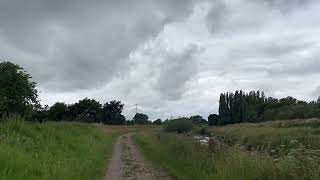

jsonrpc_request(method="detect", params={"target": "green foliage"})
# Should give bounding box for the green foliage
[102,100,125,125]
[133,113,149,125]
[69,98,102,122]
[190,115,207,125]
[42,99,126,124]
[217,90,320,125]
[0,116,118,180]
[152,119,162,125]
[48,102,69,121]
[208,114,220,126]
[0,61,38,118]
[164,118,192,133]
[209,119,320,151]
[199,127,210,136]
[134,128,320,180]
[1,61,127,124]
[126,120,134,125]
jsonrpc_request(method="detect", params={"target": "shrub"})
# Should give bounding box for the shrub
[208,114,220,126]
[200,127,210,136]
[153,119,162,125]
[164,118,192,133]
[133,113,149,125]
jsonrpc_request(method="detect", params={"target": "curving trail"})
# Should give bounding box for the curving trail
[105,134,172,180]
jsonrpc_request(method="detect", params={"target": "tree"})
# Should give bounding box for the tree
[32,104,49,122]
[190,115,206,125]
[208,114,220,126]
[133,113,149,125]
[126,120,134,125]
[164,118,192,133]
[102,100,125,125]
[153,119,162,125]
[70,98,102,122]
[0,61,38,118]
[48,102,68,121]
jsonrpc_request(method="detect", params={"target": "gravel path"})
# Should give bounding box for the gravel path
[105,134,172,180]
[105,135,123,180]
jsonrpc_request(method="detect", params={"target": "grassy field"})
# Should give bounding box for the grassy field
[208,119,320,152]
[133,119,320,180]
[0,117,122,180]
[2,117,320,180]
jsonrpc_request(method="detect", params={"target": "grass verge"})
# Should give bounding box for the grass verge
[0,117,119,180]
[133,129,320,180]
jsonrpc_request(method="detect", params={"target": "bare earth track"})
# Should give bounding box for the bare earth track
[105,134,172,180]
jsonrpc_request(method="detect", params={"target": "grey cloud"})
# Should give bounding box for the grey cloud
[205,0,227,33]
[313,86,320,97]
[0,0,197,91]
[206,0,271,35]
[267,58,320,76]
[1,0,320,119]
[154,45,200,101]
[206,0,320,35]
[260,0,316,11]
[227,38,315,61]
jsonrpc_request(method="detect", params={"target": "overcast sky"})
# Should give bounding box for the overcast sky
[1,0,320,120]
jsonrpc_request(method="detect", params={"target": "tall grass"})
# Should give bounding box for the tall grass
[0,116,118,180]
[133,128,320,180]
[208,119,320,151]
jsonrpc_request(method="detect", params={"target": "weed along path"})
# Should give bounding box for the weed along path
[105,133,172,180]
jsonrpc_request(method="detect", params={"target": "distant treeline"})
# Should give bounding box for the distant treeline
[209,90,320,125]
[2,61,320,126]
[34,99,127,124]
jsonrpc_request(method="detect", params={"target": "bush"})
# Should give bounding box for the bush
[200,127,210,136]
[208,114,220,126]
[133,113,149,125]
[153,119,162,125]
[164,118,192,133]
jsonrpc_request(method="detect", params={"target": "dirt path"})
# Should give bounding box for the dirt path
[105,134,172,180]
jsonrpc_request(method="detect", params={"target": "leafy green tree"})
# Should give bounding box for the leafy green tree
[48,102,68,121]
[133,113,149,125]
[102,100,125,125]
[70,98,102,122]
[0,61,38,118]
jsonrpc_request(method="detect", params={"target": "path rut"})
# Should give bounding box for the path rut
[105,134,172,180]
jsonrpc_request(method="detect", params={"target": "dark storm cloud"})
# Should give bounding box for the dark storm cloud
[0,0,196,91]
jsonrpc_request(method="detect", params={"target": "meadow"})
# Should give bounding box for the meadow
[133,119,320,180]
[0,116,122,180]
[1,116,320,180]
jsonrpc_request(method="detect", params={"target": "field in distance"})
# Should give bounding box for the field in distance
[134,118,320,180]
